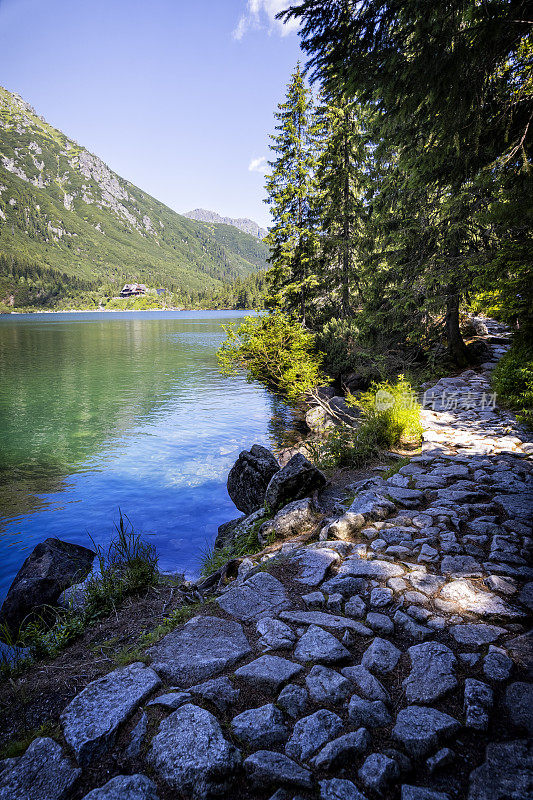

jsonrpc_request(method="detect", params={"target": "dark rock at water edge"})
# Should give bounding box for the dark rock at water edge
[0,537,95,636]
[265,453,326,511]
[227,444,280,514]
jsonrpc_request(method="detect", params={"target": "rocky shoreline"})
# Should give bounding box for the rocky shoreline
[1,317,532,800]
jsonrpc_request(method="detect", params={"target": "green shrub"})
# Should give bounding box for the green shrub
[492,339,533,427]
[305,377,422,470]
[218,311,329,403]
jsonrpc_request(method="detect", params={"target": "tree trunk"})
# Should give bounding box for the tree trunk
[445,292,470,366]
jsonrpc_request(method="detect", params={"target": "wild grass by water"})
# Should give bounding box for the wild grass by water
[0,512,159,679]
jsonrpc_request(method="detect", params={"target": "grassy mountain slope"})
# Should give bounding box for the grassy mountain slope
[0,86,269,293]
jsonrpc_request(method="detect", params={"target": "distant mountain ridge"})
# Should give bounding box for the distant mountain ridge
[0,86,268,292]
[184,208,268,240]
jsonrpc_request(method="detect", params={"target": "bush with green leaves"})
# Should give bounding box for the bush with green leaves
[306,377,422,470]
[218,311,328,403]
[492,339,533,427]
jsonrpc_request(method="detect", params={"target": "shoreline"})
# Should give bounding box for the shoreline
[0,306,254,316]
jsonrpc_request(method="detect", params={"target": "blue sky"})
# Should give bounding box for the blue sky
[0,0,302,227]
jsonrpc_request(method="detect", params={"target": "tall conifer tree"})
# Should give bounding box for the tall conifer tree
[264,65,318,324]
[316,95,369,318]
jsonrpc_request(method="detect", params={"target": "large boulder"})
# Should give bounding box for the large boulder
[0,538,95,636]
[227,445,280,514]
[264,453,326,511]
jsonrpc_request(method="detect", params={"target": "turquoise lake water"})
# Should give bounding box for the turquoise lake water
[0,310,292,600]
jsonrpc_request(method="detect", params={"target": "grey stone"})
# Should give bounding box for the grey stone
[312,729,370,770]
[277,684,309,719]
[291,548,338,586]
[361,637,402,674]
[215,507,265,550]
[518,582,533,611]
[426,747,456,774]
[507,630,533,676]
[319,778,369,800]
[483,651,513,682]
[408,573,446,595]
[0,537,94,636]
[441,556,482,576]
[370,587,393,607]
[358,752,399,793]
[147,691,191,709]
[464,679,493,731]
[227,444,279,514]
[125,712,148,760]
[342,665,390,703]
[257,618,296,651]
[280,610,371,635]
[305,665,352,704]
[322,575,366,597]
[188,677,240,712]
[439,579,523,619]
[327,592,343,613]
[327,513,365,540]
[493,493,533,524]
[348,695,391,727]
[294,625,351,663]
[231,704,288,748]
[384,747,412,774]
[393,706,460,758]
[449,623,506,648]
[265,453,326,511]
[0,738,80,800]
[61,662,160,766]
[260,499,318,544]
[467,740,533,800]
[339,557,404,579]
[401,788,450,800]
[216,572,290,621]
[80,775,159,800]
[345,595,366,618]
[366,612,394,635]
[504,682,533,734]
[286,709,343,762]
[302,591,325,609]
[244,751,312,789]
[394,610,433,641]
[149,616,251,686]
[348,489,395,519]
[235,655,303,692]
[403,642,457,703]
[147,704,241,799]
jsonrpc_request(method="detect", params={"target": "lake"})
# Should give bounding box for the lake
[0,310,293,602]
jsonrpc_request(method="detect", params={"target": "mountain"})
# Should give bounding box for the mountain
[184,208,268,240]
[0,87,269,293]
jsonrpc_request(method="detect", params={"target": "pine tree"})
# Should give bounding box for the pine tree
[264,65,319,324]
[316,94,369,318]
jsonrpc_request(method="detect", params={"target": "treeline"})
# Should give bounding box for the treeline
[0,254,98,310]
[0,252,267,312]
[261,1,532,381]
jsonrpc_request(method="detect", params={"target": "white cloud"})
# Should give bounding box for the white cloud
[248,156,269,174]
[233,1,299,40]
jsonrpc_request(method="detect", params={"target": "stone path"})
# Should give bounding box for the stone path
[1,318,532,800]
